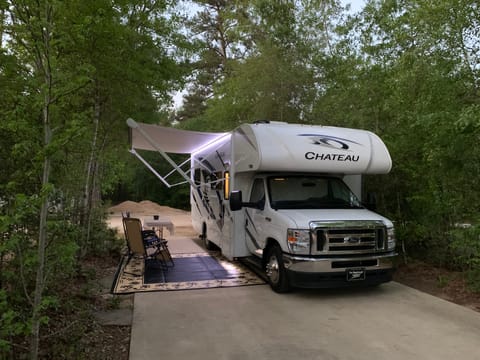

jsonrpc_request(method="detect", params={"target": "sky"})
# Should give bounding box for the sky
[342,0,367,13]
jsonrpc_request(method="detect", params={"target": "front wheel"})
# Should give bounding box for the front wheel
[265,245,290,293]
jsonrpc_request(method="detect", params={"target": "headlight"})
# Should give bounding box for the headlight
[287,229,310,254]
[387,227,396,250]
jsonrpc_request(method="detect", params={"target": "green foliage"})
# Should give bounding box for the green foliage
[1,0,479,355]
[449,224,480,292]
[466,269,480,293]
[83,205,124,256]
[449,225,480,270]
[203,42,314,126]
[107,295,122,310]
[117,151,191,209]
[308,0,480,275]
[1,0,188,356]
[0,290,29,354]
[436,274,449,289]
[0,193,82,356]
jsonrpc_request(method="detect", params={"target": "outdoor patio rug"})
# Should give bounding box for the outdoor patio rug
[111,252,265,294]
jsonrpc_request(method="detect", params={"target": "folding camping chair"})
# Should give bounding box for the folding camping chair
[122,217,174,276]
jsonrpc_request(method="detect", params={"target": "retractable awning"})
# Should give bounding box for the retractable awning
[127,118,229,188]
[128,119,228,154]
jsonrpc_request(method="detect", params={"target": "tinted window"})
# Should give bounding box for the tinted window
[268,176,362,210]
[250,179,265,203]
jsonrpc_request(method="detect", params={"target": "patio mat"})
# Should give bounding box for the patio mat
[111,252,265,294]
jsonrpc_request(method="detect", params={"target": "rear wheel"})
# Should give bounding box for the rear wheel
[201,224,216,251]
[265,245,290,293]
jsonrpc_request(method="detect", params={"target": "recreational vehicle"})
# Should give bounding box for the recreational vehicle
[127,119,397,292]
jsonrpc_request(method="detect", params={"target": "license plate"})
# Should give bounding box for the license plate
[346,268,366,281]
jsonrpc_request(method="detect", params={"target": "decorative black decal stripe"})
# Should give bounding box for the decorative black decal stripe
[195,157,217,220]
[201,158,216,172]
[202,188,216,220]
[298,133,362,151]
[246,227,261,251]
[245,209,261,250]
[215,190,224,230]
[192,190,202,214]
[216,150,227,170]
[200,158,225,226]
[245,210,258,233]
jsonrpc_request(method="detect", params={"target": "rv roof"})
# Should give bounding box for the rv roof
[233,122,392,174]
[127,119,392,178]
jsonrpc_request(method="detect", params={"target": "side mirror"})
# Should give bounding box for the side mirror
[230,190,243,211]
[230,190,265,211]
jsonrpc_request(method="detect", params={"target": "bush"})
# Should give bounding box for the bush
[449,223,480,292]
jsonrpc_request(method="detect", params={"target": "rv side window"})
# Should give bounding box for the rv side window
[250,179,265,203]
[194,168,201,185]
[195,169,211,186]
[331,179,358,204]
[202,170,210,184]
[212,171,223,190]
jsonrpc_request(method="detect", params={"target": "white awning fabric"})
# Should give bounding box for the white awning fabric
[129,120,228,154]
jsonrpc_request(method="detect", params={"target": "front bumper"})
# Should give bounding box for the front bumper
[282,252,397,288]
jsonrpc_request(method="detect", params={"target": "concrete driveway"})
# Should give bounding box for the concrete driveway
[129,281,480,360]
[115,206,480,360]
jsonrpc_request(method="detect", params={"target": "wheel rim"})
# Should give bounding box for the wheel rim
[266,254,280,284]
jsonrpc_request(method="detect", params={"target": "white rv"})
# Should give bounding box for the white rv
[127,119,397,292]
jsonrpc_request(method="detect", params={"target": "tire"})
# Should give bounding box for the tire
[201,224,216,251]
[265,245,290,293]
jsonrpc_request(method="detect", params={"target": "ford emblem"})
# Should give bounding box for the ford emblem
[344,236,360,244]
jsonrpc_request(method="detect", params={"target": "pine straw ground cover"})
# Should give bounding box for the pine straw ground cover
[394,261,480,312]
[78,255,131,360]
[35,255,131,359]
[10,254,130,359]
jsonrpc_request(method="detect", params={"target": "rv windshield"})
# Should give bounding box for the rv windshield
[268,176,363,210]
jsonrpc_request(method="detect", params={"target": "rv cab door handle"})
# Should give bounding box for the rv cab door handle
[265,217,271,222]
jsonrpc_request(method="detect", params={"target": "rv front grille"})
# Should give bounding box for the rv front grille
[312,221,387,255]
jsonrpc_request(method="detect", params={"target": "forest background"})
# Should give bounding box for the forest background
[1,0,479,358]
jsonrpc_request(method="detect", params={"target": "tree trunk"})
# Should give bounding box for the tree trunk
[30,87,52,360]
[29,3,54,358]
[81,86,101,256]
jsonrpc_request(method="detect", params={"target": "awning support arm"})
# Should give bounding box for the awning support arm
[127,118,195,187]
[163,157,191,180]
[129,148,172,188]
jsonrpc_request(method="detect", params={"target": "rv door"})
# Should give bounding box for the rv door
[244,178,267,255]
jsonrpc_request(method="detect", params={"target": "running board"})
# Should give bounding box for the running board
[239,256,268,282]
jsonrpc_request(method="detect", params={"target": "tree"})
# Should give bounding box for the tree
[176,0,251,122]
[185,0,342,129]
[6,2,69,357]
[319,0,480,268]
[1,0,187,356]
